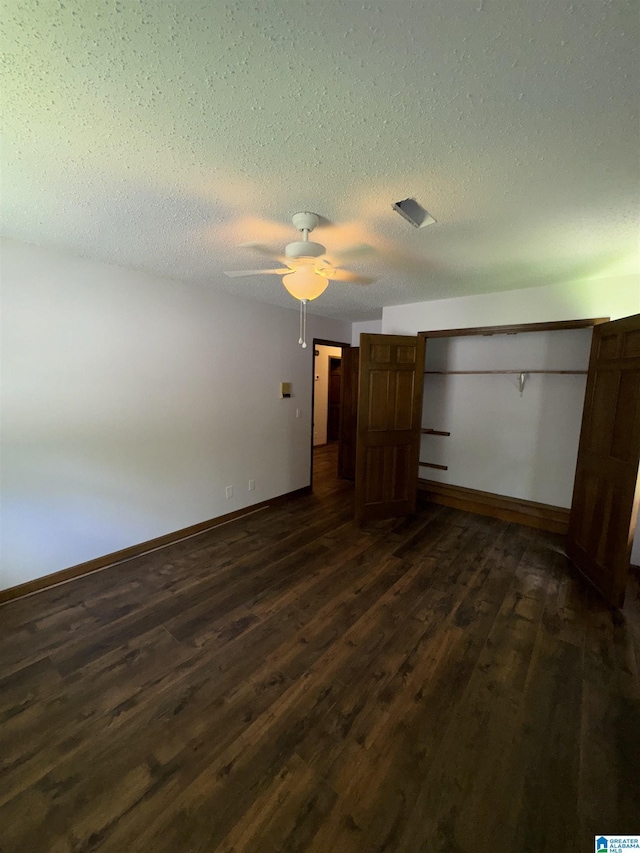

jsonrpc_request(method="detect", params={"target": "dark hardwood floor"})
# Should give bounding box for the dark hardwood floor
[1,444,639,852]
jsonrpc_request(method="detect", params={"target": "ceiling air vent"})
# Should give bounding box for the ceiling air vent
[393,198,436,228]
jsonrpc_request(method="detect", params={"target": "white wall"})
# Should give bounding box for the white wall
[382,275,640,335]
[351,319,382,347]
[421,329,591,506]
[313,345,342,446]
[0,238,350,591]
[382,274,640,564]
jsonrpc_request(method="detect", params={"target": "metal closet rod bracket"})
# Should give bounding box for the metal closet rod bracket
[517,372,527,395]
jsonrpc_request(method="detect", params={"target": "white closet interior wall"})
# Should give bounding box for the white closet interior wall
[420,328,593,508]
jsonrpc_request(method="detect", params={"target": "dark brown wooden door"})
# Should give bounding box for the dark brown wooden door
[567,313,640,608]
[327,357,342,441]
[355,334,425,521]
[338,347,359,480]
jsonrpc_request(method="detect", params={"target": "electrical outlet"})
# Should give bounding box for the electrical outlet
[225,486,233,499]
[296,408,302,418]
[248,479,255,491]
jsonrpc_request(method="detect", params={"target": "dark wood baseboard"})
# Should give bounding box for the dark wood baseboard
[0,486,312,605]
[418,479,570,534]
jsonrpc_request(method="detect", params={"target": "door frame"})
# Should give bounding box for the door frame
[327,356,343,442]
[419,317,610,339]
[310,338,351,490]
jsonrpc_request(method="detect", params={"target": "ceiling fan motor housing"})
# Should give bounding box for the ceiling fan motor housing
[291,211,319,232]
[285,240,325,259]
[286,212,325,259]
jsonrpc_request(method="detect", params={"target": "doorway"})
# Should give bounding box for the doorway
[311,340,349,489]
[327,357,342,442]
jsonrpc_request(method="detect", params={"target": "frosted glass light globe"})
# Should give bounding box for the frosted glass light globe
[282,266,329,301]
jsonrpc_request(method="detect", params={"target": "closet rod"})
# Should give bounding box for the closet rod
[419,462,448,471]
[421,428,451,436]
[424,369,587,375]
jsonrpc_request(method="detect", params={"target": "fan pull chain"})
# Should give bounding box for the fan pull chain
[299,300,304,345]
[301,299,308,348]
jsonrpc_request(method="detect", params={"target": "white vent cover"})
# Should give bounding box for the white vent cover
[393,198,436,228]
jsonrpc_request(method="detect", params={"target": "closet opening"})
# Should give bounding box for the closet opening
[417,318,603,524]
[417,315,640,608]
[353,316,640,607]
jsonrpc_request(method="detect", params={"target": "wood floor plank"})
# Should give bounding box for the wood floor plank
[508,631,583,853]
[1,444,638,853]
[0,625,198,808]
[578,681,640,846]
[303,522,531,853]
[210,752,336,853]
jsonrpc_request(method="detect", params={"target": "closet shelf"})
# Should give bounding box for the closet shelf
[421,428,451,436]
[419,461,448,471]
[424,369,587,375]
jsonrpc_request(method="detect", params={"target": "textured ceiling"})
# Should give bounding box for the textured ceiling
[2,0,639,320]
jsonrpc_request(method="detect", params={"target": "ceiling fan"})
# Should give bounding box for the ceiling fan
[224,212,375,347]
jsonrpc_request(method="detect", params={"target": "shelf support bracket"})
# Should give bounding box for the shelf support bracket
[517,372,528,396]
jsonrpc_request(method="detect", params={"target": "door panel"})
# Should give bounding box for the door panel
[567,314,640,608]
[338,347,359,480]
[368,371,391,430]
[394,370,416,429]
[355,334,425,522]
[397,345,417,364]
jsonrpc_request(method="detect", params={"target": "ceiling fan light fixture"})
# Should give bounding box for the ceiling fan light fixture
[282,262,329,350]
[282,266,329,301]
[226,211,375,348]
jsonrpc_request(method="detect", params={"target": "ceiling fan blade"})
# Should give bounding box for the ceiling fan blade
[238,243,289,263]
[317,267,375,284]
[224,269,289,278]
[327,243,375,263]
